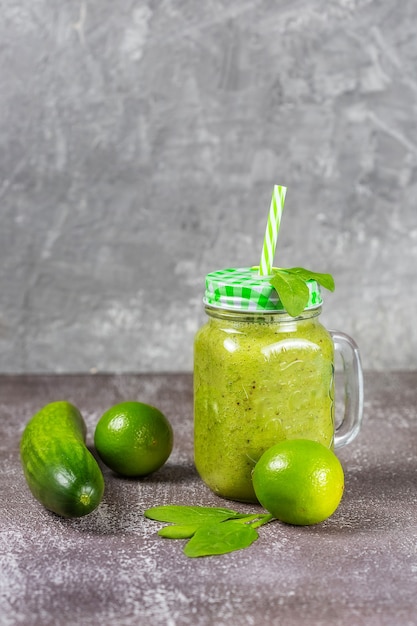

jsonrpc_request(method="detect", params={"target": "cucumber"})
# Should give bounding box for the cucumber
[20,401,104,518]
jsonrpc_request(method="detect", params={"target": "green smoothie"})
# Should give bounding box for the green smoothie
[194,308,335,502]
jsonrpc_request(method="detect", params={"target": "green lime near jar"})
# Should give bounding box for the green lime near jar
[252,439,345,525]
[94,401,173,477]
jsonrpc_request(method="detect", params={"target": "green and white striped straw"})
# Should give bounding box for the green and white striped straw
[259,184,287,276]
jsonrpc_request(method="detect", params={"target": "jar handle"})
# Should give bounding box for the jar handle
[329,330,364,449]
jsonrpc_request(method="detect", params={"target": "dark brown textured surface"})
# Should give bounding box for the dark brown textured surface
[1,372,417,626]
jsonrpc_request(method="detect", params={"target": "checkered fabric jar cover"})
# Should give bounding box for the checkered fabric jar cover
[203,267,322,312]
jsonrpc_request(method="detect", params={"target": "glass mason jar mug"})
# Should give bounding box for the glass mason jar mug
[193,268,364,503]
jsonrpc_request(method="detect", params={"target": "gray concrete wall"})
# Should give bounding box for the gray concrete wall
[1,0,416,373]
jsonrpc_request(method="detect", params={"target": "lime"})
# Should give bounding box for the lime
[94,401,173,477]
[252,439,344,525]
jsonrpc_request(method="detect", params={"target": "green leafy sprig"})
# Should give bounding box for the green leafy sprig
[269,267,335,317]
[144,505,274,558]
